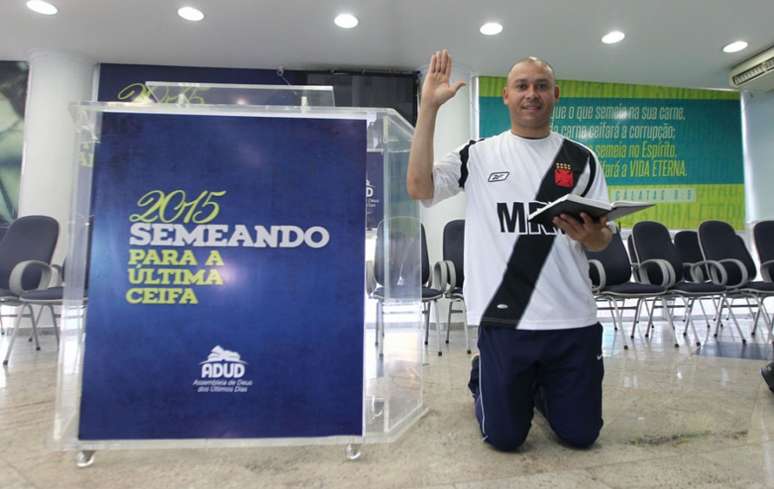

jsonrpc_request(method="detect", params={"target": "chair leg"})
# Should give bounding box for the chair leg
[643,300,655,338]
[445,300,453,345]
[30,305,41,351]
[630,298,644,339]
[659,296,679,348]
[607,300,618,331]
[682,297,701,346]
[423,302,431,347]
[721,296,747,344]
[433,300,443,357]
[49,304,60,347]
[750,297,764,339]
[376,300,384,357]
[3,304,31,366]
[611,299,629,350]
[461,300,471,354]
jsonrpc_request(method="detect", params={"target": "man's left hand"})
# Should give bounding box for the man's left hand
[552,213,613,252]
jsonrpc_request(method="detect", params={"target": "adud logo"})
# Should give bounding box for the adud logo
[200,345,246,379]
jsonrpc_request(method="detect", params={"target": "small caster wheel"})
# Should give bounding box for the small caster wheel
[423,341,428,346]
[696,342,701,347]
[623,345,629,350]
[437,351,442,357]
[76,450,95,468]
[674,343,679,348]
[630,335,634,339]
[682,333,687,337]
[36,347,41,351]
[445,340,449,344]
[713,334,718,338]
[2,360,8,367]
[345,444,361,461]
[644,334,649,338]
[466,349,471,354]
[742,339,748,345]
[28,337,33,343]
[752,332,757,337]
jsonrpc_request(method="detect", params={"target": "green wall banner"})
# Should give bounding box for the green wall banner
[478,77,744,229]
[0,61,27,224]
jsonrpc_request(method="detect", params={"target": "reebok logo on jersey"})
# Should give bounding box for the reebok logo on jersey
[488,171,510,182]
[554,163,574,188]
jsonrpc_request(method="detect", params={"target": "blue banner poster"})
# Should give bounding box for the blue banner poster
[79,113,367,440]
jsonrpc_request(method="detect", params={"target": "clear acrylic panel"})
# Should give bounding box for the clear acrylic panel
[54,100,423,454]
[145,82,335,107]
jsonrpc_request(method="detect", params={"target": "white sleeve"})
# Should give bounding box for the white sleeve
[420,144,468,208]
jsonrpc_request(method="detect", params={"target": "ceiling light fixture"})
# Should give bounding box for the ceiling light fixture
[722,41,748,53]
[178,6,204,22]
[26,0,58,15]
[334,13,358,29]
[601,30,626,44]
[480,22,503,36]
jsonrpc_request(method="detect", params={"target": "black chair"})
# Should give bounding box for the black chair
[367,219,444,356]
[0,215,60,366]
[698,220,774,342]
[630,222,728,347]
[754,221,774,283]
[439,219,471,353]
[587,230,671,349]
[674,230,725,333]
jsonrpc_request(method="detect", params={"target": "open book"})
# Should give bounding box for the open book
[527,194,654,226]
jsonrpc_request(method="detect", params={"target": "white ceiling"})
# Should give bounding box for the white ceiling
[1,0,772,89]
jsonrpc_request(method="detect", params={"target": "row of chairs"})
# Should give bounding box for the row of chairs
[0,215,63,366]
[587,220,774,349]
[366,219,468,357]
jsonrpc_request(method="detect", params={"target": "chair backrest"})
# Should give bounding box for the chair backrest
[631,221,683,284]
[586,231,631,287]
[674,230,710,282]
[754,220,774,280]
[698,220,756,285]
[442,219,464,287]
[0,215,59,290]
[374,218,427,288]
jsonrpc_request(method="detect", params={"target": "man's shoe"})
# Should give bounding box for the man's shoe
[762,362,774,393]
[468,354,480,398]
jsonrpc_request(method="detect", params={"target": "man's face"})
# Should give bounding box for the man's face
[502,61,560,134]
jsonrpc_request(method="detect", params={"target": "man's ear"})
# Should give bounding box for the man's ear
[554,85,560,101]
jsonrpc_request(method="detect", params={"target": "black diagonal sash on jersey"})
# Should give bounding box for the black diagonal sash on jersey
[480,139,593,328]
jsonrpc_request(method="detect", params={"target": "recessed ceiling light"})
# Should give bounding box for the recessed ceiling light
[480,22,503,36]
[602,30,626,44]
[178,6,204,22]
[334,13,358,29]
[722,40,748,53]
[26,0,58,15]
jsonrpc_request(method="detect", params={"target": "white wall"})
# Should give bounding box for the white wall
[19,50,96,263]
[417,66,474,324]
[741,90,774,225]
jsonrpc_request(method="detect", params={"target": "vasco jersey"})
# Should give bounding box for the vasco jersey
[423,130,609,330]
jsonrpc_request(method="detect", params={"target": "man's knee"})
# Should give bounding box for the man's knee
[483,427,530,452]
[553,424,601,449]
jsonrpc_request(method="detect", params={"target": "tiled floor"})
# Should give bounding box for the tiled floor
[3,314,774,489]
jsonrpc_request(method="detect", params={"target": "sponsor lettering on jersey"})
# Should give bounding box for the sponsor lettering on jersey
[496,201,562,236]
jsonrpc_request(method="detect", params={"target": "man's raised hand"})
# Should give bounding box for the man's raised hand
[421,50,466,111]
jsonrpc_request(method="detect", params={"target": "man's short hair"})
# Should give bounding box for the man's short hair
[506,57,556,83]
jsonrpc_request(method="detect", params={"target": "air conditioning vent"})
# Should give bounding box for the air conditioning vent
[729,46,774,91]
